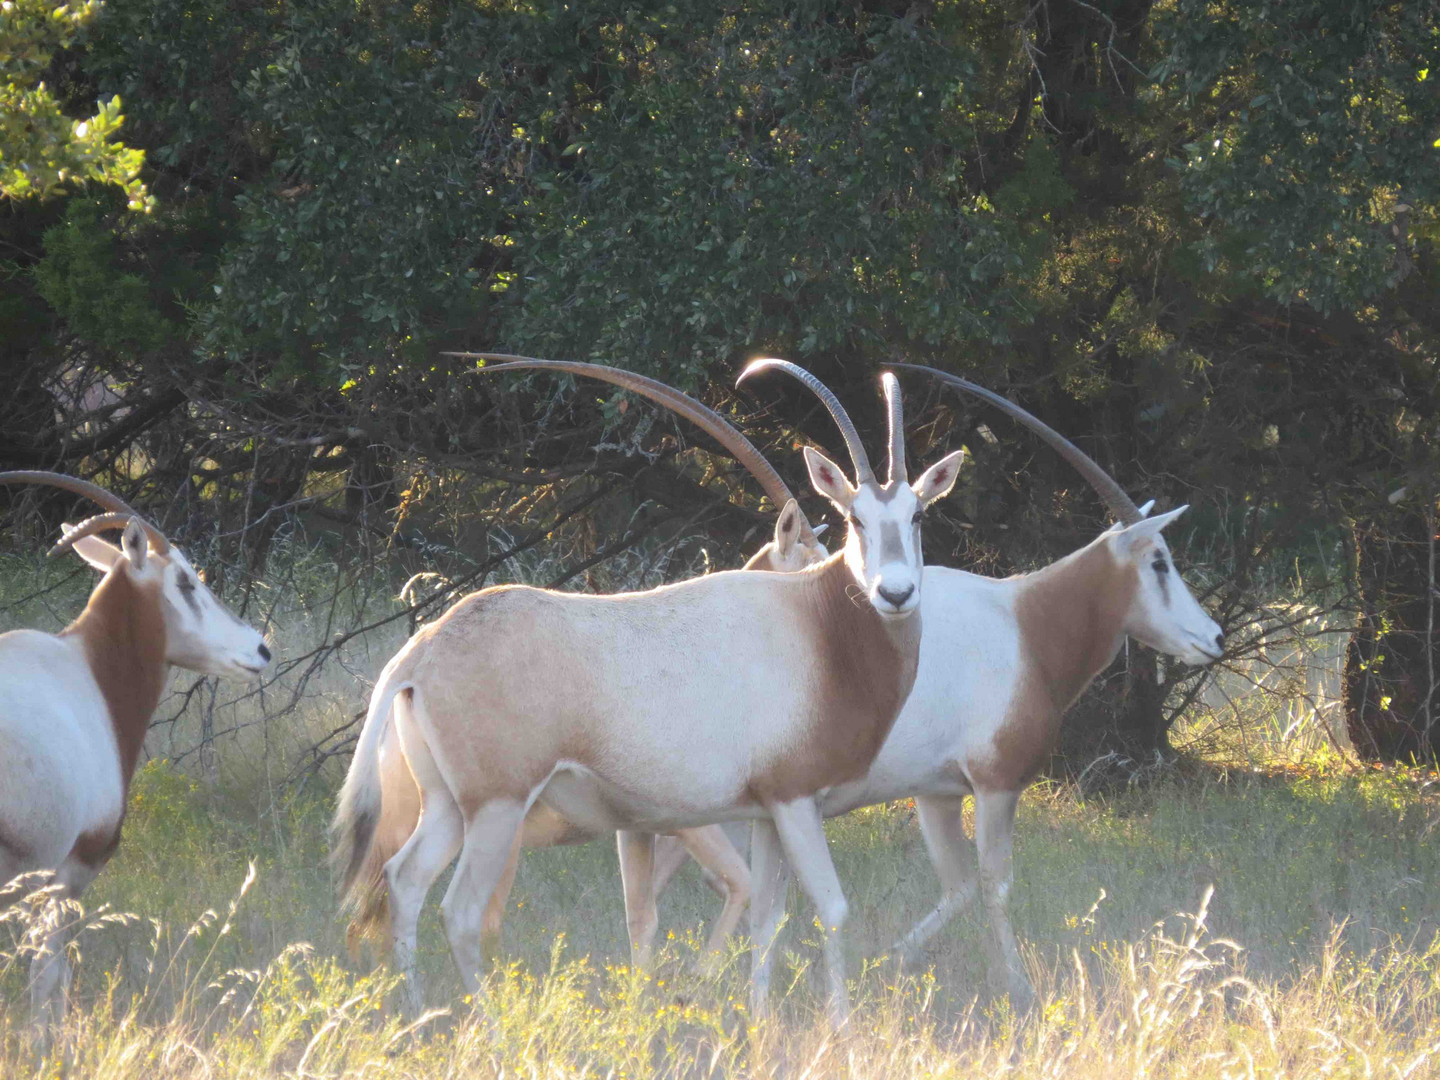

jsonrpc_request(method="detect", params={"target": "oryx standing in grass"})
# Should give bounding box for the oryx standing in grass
[331,363,964,1026]
[0,472,272,1030]
[620,364,1226,1006]
[353,355,830,969]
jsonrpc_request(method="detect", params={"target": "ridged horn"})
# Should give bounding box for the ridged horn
[736,358,876,486]
[48,513,143,557]
[446,352,820,545]
[0,471,172,553]
[882,372,906,485]
[889,364,1143,526]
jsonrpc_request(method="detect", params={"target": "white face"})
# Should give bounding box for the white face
[66,523,273,680]
[805,446,965,619]
[1110,507,1225,665]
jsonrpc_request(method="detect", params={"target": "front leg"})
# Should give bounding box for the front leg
[767,797,851,1030]
[974,788,1032,1009]
[748,817,791,1018]
[891,792,980,961]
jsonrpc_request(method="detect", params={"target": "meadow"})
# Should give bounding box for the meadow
[1,540,1438,1078]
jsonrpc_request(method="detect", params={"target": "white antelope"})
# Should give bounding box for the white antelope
[331,363,965,1026]
[352,355,831,968]
[628,363,1226,1005]
[0,472,272,1029]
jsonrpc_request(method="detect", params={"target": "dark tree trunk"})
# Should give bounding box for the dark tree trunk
[1344,503,1440,760]
[1051,645,1169,774]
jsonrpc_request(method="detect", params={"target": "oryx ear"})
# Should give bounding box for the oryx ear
[773,499,803,561]
[1135,499,1155,519]
[62,523,122,572]
[120,517,149,572]
[804,446,856,511]
[1113,505,1188,552]
[912,448,966,509]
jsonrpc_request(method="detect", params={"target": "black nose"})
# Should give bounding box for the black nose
[877,583,915,608]
[1214,632,1225,652]
[257,643,272,662]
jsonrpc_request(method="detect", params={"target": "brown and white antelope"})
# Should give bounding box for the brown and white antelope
[0,472,272,1030]
[591,365,1226,1006]
[354,355,830,970]
[331,362,965,1026]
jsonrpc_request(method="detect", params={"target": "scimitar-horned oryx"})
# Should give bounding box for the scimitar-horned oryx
[351,353,830,969]
[0,472,272,1030]
[613,363,1227,1007]
[331,363,964,1026]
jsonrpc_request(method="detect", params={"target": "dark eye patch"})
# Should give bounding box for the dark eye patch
[1152,558,1169,575]
[912,509,924,524]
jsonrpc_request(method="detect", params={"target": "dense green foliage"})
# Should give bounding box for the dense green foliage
[1,0,1437,758]
[0,0,149,208]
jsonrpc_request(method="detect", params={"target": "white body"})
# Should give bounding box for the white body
[333,433,966,1027]
[0,517,271,1033]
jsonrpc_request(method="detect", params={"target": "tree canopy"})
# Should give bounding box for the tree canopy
[2,0,1438,761]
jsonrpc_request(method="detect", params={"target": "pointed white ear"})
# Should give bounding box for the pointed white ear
[912,448,966,508]
[811,523,829,538]
[804,446,855,511]
[62,523,122,572]
[1135,499,1155,518]
[120,517,149,572]
[773,499,802,560]
[1114,504,1188,550]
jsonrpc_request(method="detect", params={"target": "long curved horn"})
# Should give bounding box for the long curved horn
[47,513,140,557]
[882,372,906,485]
[736,358,876,485]
[446,352,820,544]
[889,363,1143,526]
[0,471,172,553]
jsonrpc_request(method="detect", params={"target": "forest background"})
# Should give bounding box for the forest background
[3,0,1440,767]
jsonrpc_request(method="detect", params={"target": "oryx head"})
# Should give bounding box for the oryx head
[1102,503,1224,666]
[890,364,1224,663]
[0,472,273,679]
[739,360,964,619]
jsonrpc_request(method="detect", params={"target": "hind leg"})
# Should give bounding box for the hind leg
[386,712,464,1016]
[439,800,528,996]
[675,825,750,964]
[480,828,523,967]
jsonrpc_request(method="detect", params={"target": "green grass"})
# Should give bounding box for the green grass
[3,547,1439,1074]
[4,760,1440,1076]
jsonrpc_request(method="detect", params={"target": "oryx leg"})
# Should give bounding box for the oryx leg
[649,833,692,899]
[439,799,528,997]
[28,860,100,1038]
[479,828,523,967]
[677,825,750,961]
[974,788,1031,1008]
[384,711,464,1017]
[768,798,851,1030]
[616,830,658,967]
[748,817,792,1019]
[891,793,980,960]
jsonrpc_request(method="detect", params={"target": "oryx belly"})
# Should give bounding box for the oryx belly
[0,631,125,869]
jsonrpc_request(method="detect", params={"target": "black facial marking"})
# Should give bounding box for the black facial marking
[177,572,202,615]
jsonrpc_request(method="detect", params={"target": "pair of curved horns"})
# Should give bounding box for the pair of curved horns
[446,352,821,547]
[888,363,1144,526]
[737,359,909,486]
[0,471,173,556]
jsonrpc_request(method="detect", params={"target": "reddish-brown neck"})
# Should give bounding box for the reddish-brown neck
[62,567,168,795]
[1015,540,1136,713]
